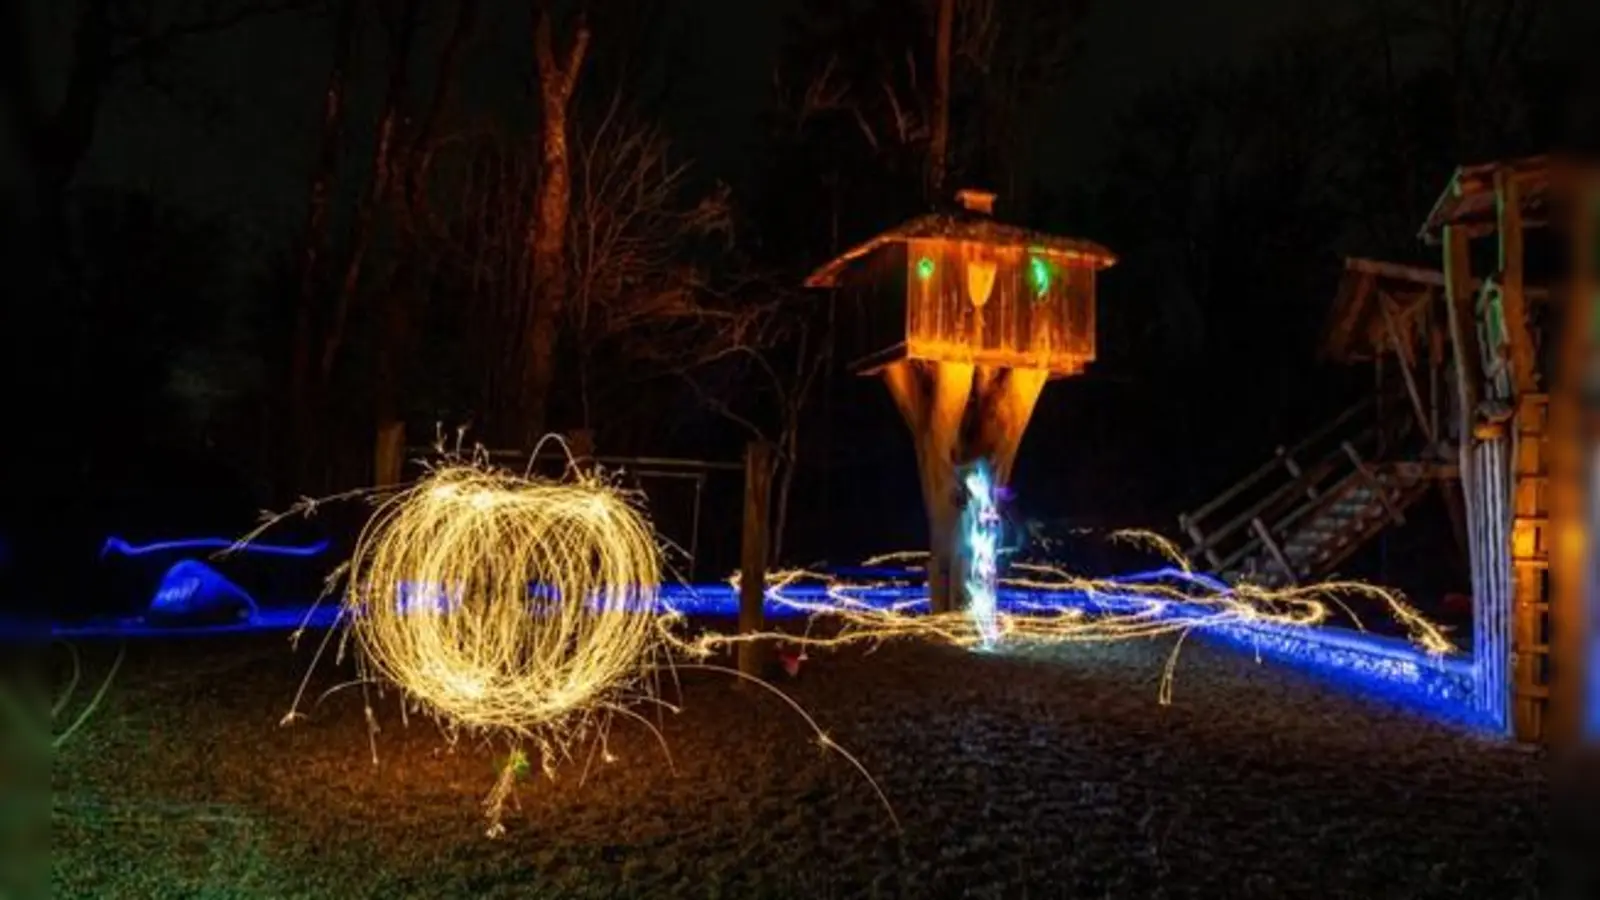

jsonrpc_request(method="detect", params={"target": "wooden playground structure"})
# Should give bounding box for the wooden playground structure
[1180,155,1597,744]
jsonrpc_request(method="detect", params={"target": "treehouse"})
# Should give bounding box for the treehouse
[805,189,1116,376]
[806,190,1116,614]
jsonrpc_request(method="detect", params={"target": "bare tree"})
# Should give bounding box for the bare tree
[287,0,358,491]
[928,0,955,197]
[566,90,738,427]
[678,292,826,566]
[521,3,591,448]
[414,75,754,450]
[1,0,314,210]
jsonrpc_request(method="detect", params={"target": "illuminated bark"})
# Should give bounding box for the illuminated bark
[522,6,590,447]
[885,360,1048,614]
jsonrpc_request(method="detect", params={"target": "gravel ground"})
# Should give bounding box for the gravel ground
[51,630,1546,899]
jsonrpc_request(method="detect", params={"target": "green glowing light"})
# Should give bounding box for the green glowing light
[916,257,936,281]
[1028,256,1051,296]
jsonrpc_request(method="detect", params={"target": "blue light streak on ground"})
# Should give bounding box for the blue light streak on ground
[100,536,330,559]
[38,565,1487,729]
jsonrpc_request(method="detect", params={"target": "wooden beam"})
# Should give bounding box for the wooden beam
[1495,167,1539,394]
[1379,293,1437,445]
[853,342,910,377]
[1344,441,1406,527]
[1344,256,1551,301]
[738,440,774,679]
[1429,300,1444,451]
[1346,257,1446,286]
[1250,517,1297,585]
[1443,225,1483,474]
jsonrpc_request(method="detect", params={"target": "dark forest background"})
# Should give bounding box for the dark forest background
[4,0,1597,614]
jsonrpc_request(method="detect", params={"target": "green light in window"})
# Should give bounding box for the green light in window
[1028,255,1051,296]
[916,256,936,281]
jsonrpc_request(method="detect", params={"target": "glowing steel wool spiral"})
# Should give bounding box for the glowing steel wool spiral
[261,453,899,837]
[342,464,667,742]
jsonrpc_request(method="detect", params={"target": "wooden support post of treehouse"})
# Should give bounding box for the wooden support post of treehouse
[884,360,1046,614]
[884,359,972,614]
[738,440,774,679]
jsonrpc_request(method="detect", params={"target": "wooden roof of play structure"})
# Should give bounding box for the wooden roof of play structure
[1321,256,1550,363]
[1321,258,1446,363]
[1420,154,1557,241]
[804,192,1117,288]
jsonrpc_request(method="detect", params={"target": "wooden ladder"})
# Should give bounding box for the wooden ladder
[1510,393,1550,739]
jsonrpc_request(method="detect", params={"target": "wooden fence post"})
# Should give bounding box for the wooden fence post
[739,441,774,679]
[374,420,405,487]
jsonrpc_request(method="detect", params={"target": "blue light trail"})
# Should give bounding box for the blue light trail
[100,535,330,559]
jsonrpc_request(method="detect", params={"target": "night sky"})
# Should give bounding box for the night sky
[7,0,1584,601]
[35,0,1342,255]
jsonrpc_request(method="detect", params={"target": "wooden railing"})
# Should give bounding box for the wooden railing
[1178,392,1413,575]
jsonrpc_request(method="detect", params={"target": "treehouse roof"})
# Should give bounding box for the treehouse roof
[804,209,1117,288]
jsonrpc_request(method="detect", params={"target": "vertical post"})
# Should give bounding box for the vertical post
[688,474,704,583]
[1444,226,1484,466]
[739,441,774,679]
[1375,352,1387,458]
[1429,309,1444,452]
[1496,168,1536,393]
[1549,172,1597,744]
[1444,223,1502,730]
[566,428,595,474]
[374,421,405,487]
[1381,295,1436,446]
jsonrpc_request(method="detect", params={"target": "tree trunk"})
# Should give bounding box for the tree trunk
[521,6,590,448]
[10,0,116,207]
[969,366,1048,483]
[927,0,955,201]
[885,361,1048,616]
[290,0,358,495]
[885,360,972,614]
[322,0,420,385]
[403,0,481,216]
[369,0,479,480]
